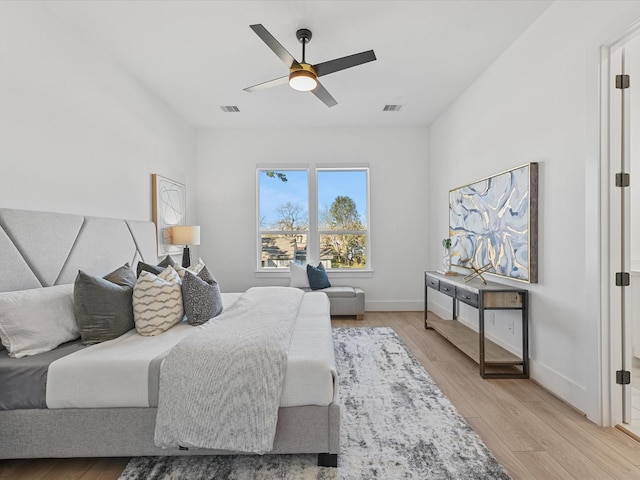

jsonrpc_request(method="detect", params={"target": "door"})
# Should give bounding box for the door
[627,35,640,430]
[605,32,638,430]
[616,47,632,425]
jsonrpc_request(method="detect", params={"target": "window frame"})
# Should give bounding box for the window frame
[256,166,310,271]
[256,164,372,277]
[316,166,371,272]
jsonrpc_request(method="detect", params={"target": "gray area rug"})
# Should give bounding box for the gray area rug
[119,327,511,479]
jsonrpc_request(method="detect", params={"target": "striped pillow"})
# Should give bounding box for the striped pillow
[133,267,184,336]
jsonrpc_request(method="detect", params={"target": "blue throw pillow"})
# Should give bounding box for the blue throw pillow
[307,263,331,290]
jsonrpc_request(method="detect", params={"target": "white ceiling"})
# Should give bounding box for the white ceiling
[44,0,552,129]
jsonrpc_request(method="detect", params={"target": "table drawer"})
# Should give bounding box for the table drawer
[483,292,523,308]
[456,289,478,307]
[425,275,440,290]
[439,282,455,297]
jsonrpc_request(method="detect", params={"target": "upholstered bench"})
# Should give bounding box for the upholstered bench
[289,262,365,319]
[302,286,365,320]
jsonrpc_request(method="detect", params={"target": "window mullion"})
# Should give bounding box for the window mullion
[259,230,308,235]
[308,168,319,265]
[318,230,367,235]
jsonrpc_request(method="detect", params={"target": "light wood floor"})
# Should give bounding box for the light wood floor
[2,311,640,479]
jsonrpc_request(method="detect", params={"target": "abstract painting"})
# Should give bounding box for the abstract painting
[152,174,186,256]
[449,163,538,283]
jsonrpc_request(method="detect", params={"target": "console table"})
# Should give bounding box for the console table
[424,271,529,379]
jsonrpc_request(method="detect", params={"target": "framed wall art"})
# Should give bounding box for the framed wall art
[152,174,186,257]
[449,163,538,283]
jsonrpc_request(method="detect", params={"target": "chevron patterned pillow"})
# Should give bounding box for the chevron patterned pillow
[133,267,184,336]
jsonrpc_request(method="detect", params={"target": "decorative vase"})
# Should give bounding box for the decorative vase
[442,247,451,273]
[442,247,458,275]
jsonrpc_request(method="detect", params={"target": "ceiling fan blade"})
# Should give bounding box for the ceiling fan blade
[250,24,301,69]
[311,81,338,108]
[244,75,289,93]
[314,50,376,77]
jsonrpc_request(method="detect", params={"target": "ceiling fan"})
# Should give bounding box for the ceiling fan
[244,24,376,107]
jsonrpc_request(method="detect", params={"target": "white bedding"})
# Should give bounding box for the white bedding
[46,291,336,409]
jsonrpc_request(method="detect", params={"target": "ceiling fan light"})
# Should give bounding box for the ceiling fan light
[289,69,317,91]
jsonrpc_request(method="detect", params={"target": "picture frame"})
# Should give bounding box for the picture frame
[448,163,538,283]
[152,174,186,257]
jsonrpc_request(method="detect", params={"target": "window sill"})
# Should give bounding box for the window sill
[255,269,373,279]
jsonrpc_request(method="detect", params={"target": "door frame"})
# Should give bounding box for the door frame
[600,21,640,428]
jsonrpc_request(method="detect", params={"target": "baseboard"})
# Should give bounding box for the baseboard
[529,359,587,415]
[365,300,423,311]
[427,299,452,321]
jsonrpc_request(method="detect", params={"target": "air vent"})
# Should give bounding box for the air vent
[383,104,403,112]
[220,105,240,113]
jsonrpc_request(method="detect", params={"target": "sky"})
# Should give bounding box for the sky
[259,169,368,229]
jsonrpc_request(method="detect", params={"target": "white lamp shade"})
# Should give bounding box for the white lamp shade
[170,225,200,246]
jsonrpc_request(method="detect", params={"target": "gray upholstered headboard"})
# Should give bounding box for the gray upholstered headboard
[0,208,158,293]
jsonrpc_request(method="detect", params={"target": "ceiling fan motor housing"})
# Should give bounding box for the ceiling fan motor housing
[289,63,317,91]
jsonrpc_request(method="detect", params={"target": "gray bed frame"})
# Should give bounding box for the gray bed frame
[0,208,340,466]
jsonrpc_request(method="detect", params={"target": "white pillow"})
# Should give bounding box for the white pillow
[289,261,310,288]
[0,284,79,358]
[174,257,205,282]
[133,267,184,336]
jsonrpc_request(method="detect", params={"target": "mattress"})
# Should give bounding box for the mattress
[1,291,336,411]
[0,340,84,410]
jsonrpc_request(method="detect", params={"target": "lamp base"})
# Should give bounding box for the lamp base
[182,246,191,268]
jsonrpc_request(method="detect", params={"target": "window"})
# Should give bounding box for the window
[317,169,368,269]
[258,169,308,268]
[257,166,370,272]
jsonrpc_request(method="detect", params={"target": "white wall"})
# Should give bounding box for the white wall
[428,1,640,422]
[0,2,196,227]
[195,127,429,310]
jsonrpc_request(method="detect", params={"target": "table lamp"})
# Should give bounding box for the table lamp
[170,225,200,268]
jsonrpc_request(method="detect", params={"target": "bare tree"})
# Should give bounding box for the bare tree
[274,202,308,231]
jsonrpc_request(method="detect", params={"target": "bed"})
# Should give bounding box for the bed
[0,208,340,466]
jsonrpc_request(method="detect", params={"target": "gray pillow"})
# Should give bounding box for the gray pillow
[74,264,137,345]
[182,266,223,326]
[136,255,175,278]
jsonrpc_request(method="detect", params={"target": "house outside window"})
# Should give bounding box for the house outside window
[257,166,370,272]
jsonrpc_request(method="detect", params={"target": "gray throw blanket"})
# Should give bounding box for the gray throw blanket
[154,286,303,454]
